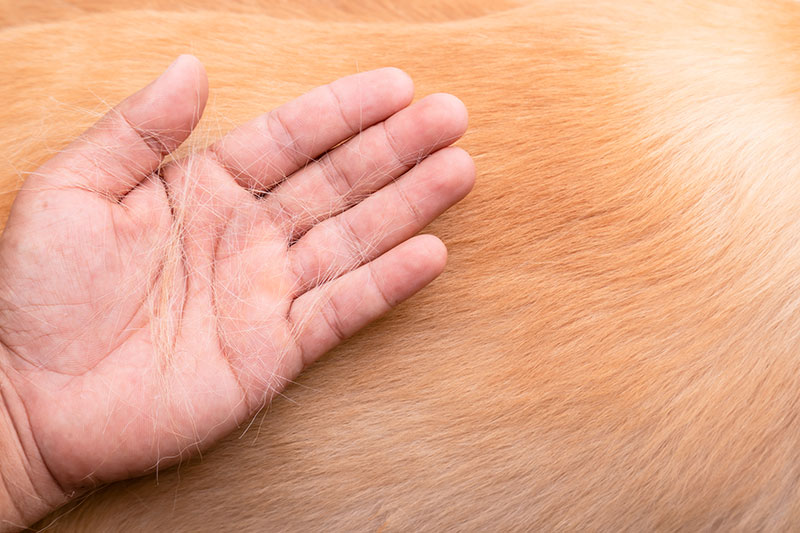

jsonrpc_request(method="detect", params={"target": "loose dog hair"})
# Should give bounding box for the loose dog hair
[2,0,800,530]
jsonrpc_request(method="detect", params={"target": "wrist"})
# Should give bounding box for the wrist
[0,357,65,531]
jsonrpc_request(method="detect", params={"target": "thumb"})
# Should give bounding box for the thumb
[27,54,208,201]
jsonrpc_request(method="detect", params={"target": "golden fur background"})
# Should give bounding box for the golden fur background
[2,0,800,530]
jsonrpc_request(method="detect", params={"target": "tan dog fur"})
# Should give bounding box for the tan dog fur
[3,0,800,530]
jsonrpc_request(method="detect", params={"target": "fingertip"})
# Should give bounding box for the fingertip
[176,53,204,71]
[428,93,469,135]
[377,235,447,308]
[412,234,448,276]
[156,54,208,96]
[159,54,209,123]
[410,93,469,146]
[163,54,204,76]
[123,54,209,154]
[374,66,415,108]
[438,146,477,199]
[384,66,415,97]
[180,54,209,95]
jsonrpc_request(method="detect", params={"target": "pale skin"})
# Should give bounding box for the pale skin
[0,55,474,529]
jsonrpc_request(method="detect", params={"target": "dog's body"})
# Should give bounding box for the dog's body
[3,1,800,530]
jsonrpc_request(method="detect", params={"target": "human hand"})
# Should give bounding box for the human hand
[0,55,473,528]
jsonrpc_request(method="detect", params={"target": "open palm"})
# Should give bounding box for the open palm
[0,55,473,508]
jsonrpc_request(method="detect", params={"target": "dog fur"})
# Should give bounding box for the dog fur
[2,0,800,530]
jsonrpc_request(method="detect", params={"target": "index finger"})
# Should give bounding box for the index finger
[208,68,414,193]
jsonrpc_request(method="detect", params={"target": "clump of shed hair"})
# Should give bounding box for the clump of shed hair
[2,0,800,530]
